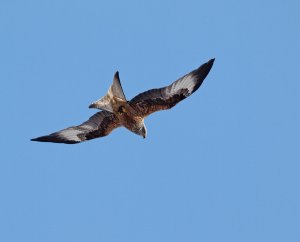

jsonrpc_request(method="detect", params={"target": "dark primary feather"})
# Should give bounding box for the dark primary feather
[129,58,215,117]
[31,111,121,144]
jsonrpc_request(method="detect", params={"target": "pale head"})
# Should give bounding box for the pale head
[132,122,147,139]
[140,124,147,139]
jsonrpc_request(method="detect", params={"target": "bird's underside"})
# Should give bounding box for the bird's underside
[31,58,215,144]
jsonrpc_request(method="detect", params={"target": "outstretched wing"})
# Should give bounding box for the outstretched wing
[129,58,214,117]
[31,111,121,144]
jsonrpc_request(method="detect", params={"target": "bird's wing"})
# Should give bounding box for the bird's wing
[31,111,121,144]
[129,58,214,117]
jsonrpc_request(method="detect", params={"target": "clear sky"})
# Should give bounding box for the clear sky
[1,0,300,241]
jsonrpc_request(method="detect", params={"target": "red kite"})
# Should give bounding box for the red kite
[31,59,214,144]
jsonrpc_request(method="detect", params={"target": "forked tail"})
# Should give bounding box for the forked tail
[89,72,127,112]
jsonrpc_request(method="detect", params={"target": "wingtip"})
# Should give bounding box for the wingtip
[208,58,215,64]
[190,58,215,92]
[31,137,44,142]
[31,137,42,142]
[204,58,215,71]
[31,135,79,144]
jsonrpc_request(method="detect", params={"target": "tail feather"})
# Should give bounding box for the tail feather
[111,71,126,100]
[89,71,127,112]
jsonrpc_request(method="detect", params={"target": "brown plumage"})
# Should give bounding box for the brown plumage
[31,58,215,144]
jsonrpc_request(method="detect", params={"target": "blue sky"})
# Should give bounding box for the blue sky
[1,0,300,241]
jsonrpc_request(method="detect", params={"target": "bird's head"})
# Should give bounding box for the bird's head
[134,123,147,139]
[140,125,147,139]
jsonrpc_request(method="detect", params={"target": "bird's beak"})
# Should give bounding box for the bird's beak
[143,135,146,139]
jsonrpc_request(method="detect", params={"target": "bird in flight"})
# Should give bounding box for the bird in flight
[31,59,215,144]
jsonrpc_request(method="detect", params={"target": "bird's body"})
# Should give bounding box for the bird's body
[31,59,215,144]
[114,103,145,137]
